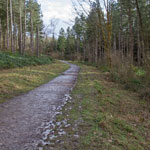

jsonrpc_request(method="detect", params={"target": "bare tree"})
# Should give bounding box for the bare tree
[44,18,59,37]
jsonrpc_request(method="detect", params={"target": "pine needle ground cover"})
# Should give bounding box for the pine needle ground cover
[43,63,150,150]
[0,60,69,103]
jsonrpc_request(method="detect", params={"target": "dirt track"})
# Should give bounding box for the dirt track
[0,61,80,150]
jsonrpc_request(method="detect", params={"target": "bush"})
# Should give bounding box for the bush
[0,52,53,70]
[106,53,150,101]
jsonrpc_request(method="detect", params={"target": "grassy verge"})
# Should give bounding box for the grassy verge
[0,51,53,69]
[0,60,69,103]
[81,61,150,102]
[44,63,150,150]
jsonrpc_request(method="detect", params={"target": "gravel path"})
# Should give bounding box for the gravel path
[0,61,80,150]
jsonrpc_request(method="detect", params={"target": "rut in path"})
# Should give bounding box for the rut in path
[0,61,80,150]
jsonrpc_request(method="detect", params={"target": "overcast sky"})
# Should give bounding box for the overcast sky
[37,0,75,36]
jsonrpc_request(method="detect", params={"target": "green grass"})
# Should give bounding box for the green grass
[74,61,150,101]
[0,51,53,70]
[0,60,69,103]
[44,63,150,150]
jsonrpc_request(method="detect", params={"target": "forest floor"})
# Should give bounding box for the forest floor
[0,60,69,103]
[43,62,150,150]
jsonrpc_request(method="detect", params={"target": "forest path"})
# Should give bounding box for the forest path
[0,61,80,150]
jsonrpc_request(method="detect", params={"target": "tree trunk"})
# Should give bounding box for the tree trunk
[36,25,39,57]
[119,2,123,58]
[10,0,14,52]
[0,18,2,50]
[76,37,79,60]
[113,34,116,52]
[126,36,129,56]
[23,0,26,54]
[30,11,34,52]
[3,31,6,50]
[16,28,18,50]
[13,16,17,52]
[7,0,9,50]
[95,25,98,63]
[19,0,23,55]
[128,4,134,63]
[135,0,145,64]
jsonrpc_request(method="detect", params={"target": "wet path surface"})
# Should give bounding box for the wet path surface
[0,61,80,150]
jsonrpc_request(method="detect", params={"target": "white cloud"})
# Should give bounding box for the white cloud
[37,0,75,34]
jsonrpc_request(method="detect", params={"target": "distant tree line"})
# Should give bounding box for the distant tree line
[0,0,149,66]
[56,0,150,67]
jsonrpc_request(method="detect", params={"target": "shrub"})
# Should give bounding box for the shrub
[0,52,53,70]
